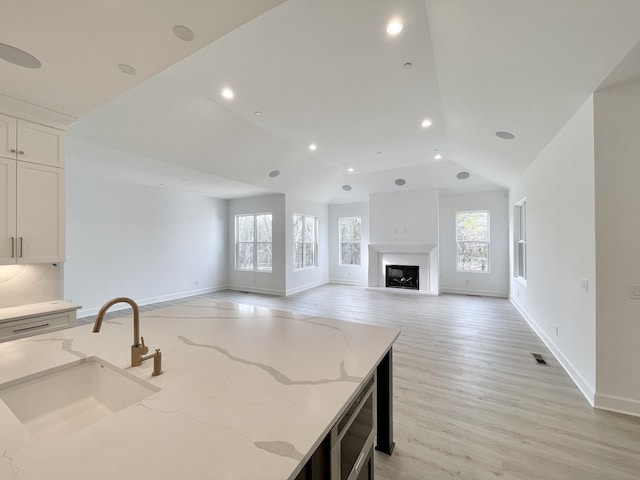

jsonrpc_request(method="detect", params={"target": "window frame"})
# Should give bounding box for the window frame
[235,213,273,272]
[514,198,527,284]
[338,216,362,267]
[293,213,318,271]
[455,210,490,273]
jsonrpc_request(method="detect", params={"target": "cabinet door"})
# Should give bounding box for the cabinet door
[0,158,17,264]
[16,162,64,263]
[16,120,65,168]
[0,114,18,161]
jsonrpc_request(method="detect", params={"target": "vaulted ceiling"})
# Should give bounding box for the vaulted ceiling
[3,1,640,203]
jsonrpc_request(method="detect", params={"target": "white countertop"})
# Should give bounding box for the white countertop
[0,300,80,323]
[0,297,399,480]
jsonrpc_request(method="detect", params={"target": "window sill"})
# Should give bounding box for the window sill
[293,266,318,272]
[515,276,527,287]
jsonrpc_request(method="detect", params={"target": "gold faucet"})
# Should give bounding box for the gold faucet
[92,297,162,376]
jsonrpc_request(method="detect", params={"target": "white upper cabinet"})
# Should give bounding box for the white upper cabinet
[0,113,18,161]
[0,113,64,167]
[16,162,65,263]
[0,158,17,265]
[0,112,65,264]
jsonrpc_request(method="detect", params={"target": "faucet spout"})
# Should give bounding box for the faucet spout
[93,297,141,347]
[93,297,162,374]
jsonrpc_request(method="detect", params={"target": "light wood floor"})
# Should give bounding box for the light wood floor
[83,285,640,479]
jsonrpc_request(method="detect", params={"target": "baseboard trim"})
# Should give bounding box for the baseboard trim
[286,280,329,296]
[329,279,368,287]
[595,393,640,418]
[77,285,227,317]
[441,287,508,298]
[509,296,596,407]
[226,285,285,296]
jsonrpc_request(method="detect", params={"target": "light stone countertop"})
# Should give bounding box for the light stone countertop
[0,301,80,323]
[0,297,399,480]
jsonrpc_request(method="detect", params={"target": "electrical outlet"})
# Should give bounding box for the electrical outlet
[580,278,588,293]
[194,280,199,286]
[555,325,559,336]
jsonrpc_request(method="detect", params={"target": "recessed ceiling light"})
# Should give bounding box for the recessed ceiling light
[255,111,262,116]
[434,153,442,160]
[173,25,195,42]
[221,88,234,99]
[309,144,317,151]
[403,62,413,68]
[118,64,137,75]
[347,167,354,173]
[496,131,515,140]
[387,20,403,35]
[421,119,432,128]
[343,185,352,191]
[457,171,470,180]
[377,151,382,155]
[395,178,406,186]
[268,170,280,178]
[0,43,41,69]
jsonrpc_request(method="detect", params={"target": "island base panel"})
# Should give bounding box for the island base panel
[375,348,394,455]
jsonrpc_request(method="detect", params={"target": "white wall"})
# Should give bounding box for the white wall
[594,82,640,416]
[227,194,285,295]
[285,196,329,295]
[439,191,509,297]
[369,189,439,244]
[328,202,369,286]
[65,141,228,316]
[509,96,596,404]
[369,189,439,293]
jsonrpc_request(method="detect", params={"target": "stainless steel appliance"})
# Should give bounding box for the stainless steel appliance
[330,375,375,480]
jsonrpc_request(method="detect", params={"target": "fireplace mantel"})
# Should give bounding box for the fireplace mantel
[368,244,437,254]
[368,244,439,295]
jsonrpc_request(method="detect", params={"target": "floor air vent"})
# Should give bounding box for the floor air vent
[532,353,547,365]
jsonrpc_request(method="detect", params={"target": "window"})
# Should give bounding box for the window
[339,217,361,266]
[514,199,527,281]
[456,210,489,272]
[293,214,317,269]
[236,213,272,271]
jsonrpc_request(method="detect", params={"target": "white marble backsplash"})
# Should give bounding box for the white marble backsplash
[0,264,62,308]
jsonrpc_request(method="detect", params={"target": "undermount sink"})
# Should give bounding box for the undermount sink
[0,356,160,436]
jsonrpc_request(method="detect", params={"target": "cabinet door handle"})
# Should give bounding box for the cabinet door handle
[18,150,24,155]
[10,148,16,153]
[11,237,15,258]
[19,237,23,258]
[354,450,365,473]
[14,323,50,333]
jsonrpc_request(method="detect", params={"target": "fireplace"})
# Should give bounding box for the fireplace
[368,244,437,294]
[385,265,419,290]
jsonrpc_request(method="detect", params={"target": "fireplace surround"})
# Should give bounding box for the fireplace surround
[367,244,438,294]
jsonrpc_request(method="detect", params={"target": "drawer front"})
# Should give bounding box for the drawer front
[0,311,74,341]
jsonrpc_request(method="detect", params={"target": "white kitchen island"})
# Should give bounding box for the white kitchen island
[0,297,399,480]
